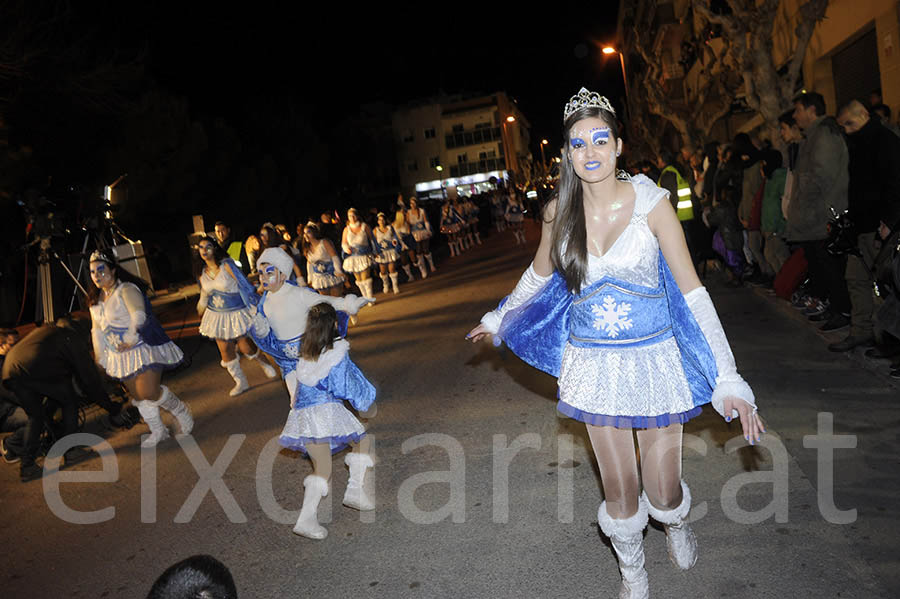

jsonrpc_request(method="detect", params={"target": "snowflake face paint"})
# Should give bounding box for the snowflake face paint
[89,261,115,290]
[568,117,619,183]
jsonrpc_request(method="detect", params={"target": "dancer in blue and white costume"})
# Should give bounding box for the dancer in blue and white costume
[302,222,345,297]
[462,196,481,247]
[491,190,507,233]
[407,197,435,274]
[440,201,465,257]
[505,190,526,244]
[249,247,373,538]
[393,204,420,281]
[373,212,405,294]
[196,236,277,397]
[341,208,376,300]
[468,88,764,599]
[88,250,192,447]
[278,302,377,539]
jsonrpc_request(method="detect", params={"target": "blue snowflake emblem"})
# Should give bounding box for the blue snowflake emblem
[591,295,634,338]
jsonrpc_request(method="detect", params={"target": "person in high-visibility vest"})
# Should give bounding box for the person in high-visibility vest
[656,150,695,221]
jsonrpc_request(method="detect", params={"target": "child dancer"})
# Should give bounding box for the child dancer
[278,303,377,539]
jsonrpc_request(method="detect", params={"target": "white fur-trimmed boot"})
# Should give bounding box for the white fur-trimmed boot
[449,241,457,257]
[402,263,415,281]
[598,500,650,599]
[390,272,400,294]
[293,475,329,539]
[644,480,698,570]
[247,350,277,378]
[221,357,249,396]
[379,273,390,294]
[474,230,481,245]
[417,256,428,279]
[158,385,193,435]
[360,279,376,300]
[425,252,436,272]
[135,400,170,448]
[342,453,375,511]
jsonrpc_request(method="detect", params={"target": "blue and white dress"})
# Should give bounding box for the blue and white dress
[407,208,432,242]
[279,339,375,454]
[505,197,525,223]
[494,175,718,429]
[90,282,183,379]
[342,225,375,273]
[198,260,259,340]
[440,206,464,234]
[306,240,343,291]
[373,225,402,264]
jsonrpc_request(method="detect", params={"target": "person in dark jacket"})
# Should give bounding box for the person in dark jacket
[830,100,900,351]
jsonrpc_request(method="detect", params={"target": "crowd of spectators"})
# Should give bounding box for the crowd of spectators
[629,89,900,375]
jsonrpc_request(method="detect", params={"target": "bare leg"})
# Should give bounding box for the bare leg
[215,339,237,362]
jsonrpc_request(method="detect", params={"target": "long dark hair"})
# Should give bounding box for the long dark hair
[549,105,620,294]
[300,302,338,360]
[195,235,228,280]
[86,249,149,306]
[302,222,320,258]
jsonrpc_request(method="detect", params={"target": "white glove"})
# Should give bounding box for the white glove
[251,312,271,337]
[331,254,345,277]
[480,263,551,334]
[336,293,374,313]
[684,286,756,419]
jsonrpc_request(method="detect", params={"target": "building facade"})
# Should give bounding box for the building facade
[392,92,531,200]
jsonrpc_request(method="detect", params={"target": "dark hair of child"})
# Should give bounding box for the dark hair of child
[300,302,338,360]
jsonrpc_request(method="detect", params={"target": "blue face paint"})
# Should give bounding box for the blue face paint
[570,137,585,150]
[590,128,610,145]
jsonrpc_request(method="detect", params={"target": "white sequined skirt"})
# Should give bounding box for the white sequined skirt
[343,255,373,273]
[103,341,184,380]
[558,336,695,417]
[199,306,254,340]
[374,248,400,264]
[309,272,343,289]
[279,402,366,453]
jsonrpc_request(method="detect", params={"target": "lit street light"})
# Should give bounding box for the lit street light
[540,139,549,175]
[601,45,629,116]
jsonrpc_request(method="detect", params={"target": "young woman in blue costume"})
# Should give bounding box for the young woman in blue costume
[88,250,192,448]
[467,88,764,599]
[278,302,377,539]
[196,236,277,397]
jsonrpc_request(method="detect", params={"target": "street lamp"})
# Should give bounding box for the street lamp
[601,45,629,115]
[435,165,446,201]
[502,115,517,185]
[540,139,549,174]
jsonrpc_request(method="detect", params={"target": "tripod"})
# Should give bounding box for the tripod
[33,236,89,324]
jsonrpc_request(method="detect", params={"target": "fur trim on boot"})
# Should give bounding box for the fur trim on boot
[221,357,249,396]
[598,500,650,599]
[247,350,277,378]
[293,475,329,539]
[643,481,698,570]
[390,272,400,294]
[158,385,193,435]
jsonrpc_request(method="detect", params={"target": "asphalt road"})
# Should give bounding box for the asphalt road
[1,221,897,598]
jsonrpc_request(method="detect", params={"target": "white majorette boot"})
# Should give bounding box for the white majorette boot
[425,252,436,272]
[342,453,375,511]
[221,357,249,396]
[449,241,457,257]
[598,500,650,599]
[293,474,329,539]
[360,279,376,300]
[135,400,170,448]
[379,273,390,294]
[247,350,277,378]
[158,385,193,435]
[389,272,400,295]
[474,230,482,245]
[643,480,698,570]
[402,263,414,281]
[417,256,428,279]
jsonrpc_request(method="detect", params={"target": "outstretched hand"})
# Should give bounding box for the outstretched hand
[466,323,491,344]
[723,397,765,445]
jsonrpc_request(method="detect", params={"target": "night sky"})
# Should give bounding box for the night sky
[103,2,626,152]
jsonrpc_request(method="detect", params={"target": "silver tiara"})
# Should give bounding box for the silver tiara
[563,87,616,121]
[89,250,113,264]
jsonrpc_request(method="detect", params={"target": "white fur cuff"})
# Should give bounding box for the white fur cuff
[251,313,270,337]
[480,311,502,334]
[710,379,756,419]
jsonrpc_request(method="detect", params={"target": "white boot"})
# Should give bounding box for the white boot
[342,453,375,511]
[379,273,390,294]
[247,350,277,378]
[425,253,436,272]
[449,241,457,257]
[402,263,414,281]
[360,279,375,300]
[474,231,481,245]
[598,500,650,599]
[135,400,170,448]
[293,475,329,539]
[221,357,249,396]
[417,256,428,279]
[390,272,400,294]
[158,385,193,435]
[644,481,698,570]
